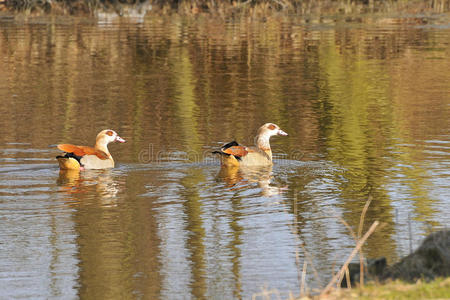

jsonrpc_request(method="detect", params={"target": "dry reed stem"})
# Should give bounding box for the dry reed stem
[345,267,351,289]
[358,197,372,239]
[358,196,372,287]
[287,195,376,298]
[252,286,281,300]
[292,197,304,297]
[334,197,372,288]
[288,291,294,300]
[300,243,324,289]
[334,217,355,287]
[320,220,380,296]
[301,260,307,297]
[296,249,303,296]
[288,193,322,296]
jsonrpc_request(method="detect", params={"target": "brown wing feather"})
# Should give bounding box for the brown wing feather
[223,146,249,158]
[77,146,109,159]
[57,144,109,160]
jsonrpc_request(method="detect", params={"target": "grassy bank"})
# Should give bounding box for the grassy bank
[323,277,450,300]
[252,277,450,299]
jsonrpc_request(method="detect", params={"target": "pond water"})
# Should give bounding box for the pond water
[0,10,449,299]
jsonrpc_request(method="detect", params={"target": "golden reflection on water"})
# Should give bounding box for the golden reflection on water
[56,168,162,299]
[0,12,449,299]
[57,169,120,204]
[217,165,287,197]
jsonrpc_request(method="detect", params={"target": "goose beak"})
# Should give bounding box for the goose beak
[115,136,126,143]
[278,129,288,136]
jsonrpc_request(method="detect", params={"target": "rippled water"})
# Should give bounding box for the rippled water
[0,11,449,299]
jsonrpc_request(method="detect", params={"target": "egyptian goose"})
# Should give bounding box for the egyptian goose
[56,129,126,170]
[213,123,288,167]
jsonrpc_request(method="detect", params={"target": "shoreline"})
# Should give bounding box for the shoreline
[1,0,449,18]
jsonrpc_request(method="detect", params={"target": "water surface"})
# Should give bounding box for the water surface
[0,11,449,299]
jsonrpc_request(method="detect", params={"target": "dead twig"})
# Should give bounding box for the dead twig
[252,286,281,300]
[345,266,351,289]
[358,196,372,287]
[300,260,307,297]
[288,192,322,295]
[300,243,324,289]
[320,220,379,296]
[334,197,373,288]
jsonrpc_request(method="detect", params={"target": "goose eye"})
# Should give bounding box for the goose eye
[268,124,276,130]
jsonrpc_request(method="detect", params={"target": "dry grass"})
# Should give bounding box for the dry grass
[1,0,448,17]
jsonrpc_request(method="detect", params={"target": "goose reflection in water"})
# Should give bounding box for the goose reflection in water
[216,165,287,197]
[57,169,120,205]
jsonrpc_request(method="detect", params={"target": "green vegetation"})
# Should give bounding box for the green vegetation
[326,277,450,299]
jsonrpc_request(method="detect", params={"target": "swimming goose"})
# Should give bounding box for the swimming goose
[56,129,126,170]
[213,123,287,167]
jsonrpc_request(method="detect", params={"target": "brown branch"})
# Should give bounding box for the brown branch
[358,196,372,287]
[320,220,379,296]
